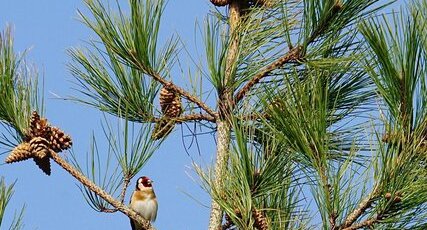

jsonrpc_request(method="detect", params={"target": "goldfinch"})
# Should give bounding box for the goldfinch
[129,176,158,230]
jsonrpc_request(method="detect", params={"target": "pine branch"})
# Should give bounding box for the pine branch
[234,46,301,104]
[239,113,268,121]
[99,207,117,213]
[342,215,380,230]
[97,176,129,214]
[136,113,215,123]
[141,71,218,120]
[119,176,131,204]
[173,114,216,123]
[340,188,379,229]
[50,151,154,230]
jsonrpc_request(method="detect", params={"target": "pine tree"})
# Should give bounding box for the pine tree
[1,0,427,229]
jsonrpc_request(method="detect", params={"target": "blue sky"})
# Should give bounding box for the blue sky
[0,1,402,230]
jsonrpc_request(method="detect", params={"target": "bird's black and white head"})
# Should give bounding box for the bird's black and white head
[136,176,153,190]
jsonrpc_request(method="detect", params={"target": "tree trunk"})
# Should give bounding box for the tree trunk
[208,120,231,230]
[208,1,242,229]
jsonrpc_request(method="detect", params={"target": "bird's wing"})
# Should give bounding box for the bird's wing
[152,199,158,222]
[130,218,136,230]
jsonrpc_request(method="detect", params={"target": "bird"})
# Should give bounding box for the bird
[129,176,158,230]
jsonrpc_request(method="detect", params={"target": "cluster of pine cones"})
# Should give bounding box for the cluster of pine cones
[5,111,72,175]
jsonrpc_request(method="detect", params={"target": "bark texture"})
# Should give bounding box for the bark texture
[208,1,242,229]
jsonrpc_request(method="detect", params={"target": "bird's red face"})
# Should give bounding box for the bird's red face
[136,176,153,190]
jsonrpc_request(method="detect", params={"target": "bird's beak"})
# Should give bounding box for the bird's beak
[149,180,153,183]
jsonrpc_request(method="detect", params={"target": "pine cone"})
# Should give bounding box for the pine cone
[152,120,176,140]
[33,157,51,176]
[29,137,50,159]
[27,111,51,140]
[252,208,268,230]
[8,112,72,175]
[5,142,32,163]
[50,126,72,152]
[210,0,230,7]
[153,87,182,140]
[29,137,51,175]
[159,87,182,117]
[332,1,343,13]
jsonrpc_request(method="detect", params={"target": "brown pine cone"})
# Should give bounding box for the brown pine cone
[159,87,182,117]
[29,137,51,159]
[252,208,268,230]
[210,0,230,7]
[29,137,52,175]
[153,87,182,140]
[151,120,176,140]
[33,157,51,176]
[50,126,72,152]
[159,87,175,112]
[27,111,51,139]
[5,142,33,163]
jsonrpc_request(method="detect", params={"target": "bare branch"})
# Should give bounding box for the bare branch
[144,113,216,123]
[234,46,302,104]
[174,114,216,123]
[99,207,118,213]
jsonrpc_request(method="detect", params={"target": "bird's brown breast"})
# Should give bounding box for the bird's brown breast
[132,189,156,202]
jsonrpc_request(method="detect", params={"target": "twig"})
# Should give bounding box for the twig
[239,113,269,121]
[98,176,130,213]
[99,207,118,213]
[147,71,218,120]
[147,113,216,123]
[119,176,131,204]
[174,114,216,123]
[50,150,154,230]
[234,46,301,104]
[340,188,378,229]
[342,215,380,230]
[330,212,338,230]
